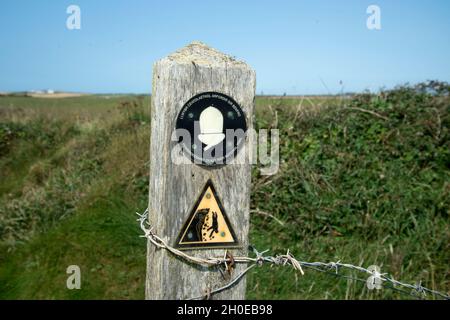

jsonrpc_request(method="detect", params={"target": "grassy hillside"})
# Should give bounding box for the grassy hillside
[0,83,448,299]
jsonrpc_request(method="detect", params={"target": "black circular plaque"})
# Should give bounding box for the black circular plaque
[175,92,247,166]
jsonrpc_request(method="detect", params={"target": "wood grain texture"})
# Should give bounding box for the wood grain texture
[146,42,256,300]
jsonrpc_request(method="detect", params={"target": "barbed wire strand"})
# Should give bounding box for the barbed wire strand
[137,209,449,300]
[301,263,422,299]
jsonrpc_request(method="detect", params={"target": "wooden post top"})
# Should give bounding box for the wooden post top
[157,41,254,71]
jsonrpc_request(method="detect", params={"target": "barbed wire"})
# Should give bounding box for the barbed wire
[137,208,449,300]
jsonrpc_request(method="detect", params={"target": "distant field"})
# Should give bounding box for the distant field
[27,93,88,99]
[0,85,448,299]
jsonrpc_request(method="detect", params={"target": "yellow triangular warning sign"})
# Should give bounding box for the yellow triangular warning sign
[175,180,239,250]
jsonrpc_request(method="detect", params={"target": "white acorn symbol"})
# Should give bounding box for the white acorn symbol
[198,106,225,151]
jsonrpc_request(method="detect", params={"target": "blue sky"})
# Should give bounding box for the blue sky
[0,0,449,94]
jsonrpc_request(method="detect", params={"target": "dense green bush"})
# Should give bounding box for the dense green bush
[249,82,449,298]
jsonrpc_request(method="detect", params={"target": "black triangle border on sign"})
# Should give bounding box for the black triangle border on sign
[174,179,240,250]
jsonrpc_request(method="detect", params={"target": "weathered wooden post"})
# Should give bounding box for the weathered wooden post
[146,41,256,300]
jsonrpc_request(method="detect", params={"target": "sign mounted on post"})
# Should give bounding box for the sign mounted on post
[175,91,247,166]
[147,41,255,300]
[175,179,238,249]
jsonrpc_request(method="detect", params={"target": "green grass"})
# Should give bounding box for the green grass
[0,83,448,299]
[0,194,145,299]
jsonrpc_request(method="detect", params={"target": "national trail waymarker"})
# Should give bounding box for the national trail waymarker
[175,91,247,166]
[146,42,255,300]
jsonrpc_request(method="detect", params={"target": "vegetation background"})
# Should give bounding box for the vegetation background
[0,81,448,299]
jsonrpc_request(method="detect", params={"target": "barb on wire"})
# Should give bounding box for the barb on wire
[137,208,449,300]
